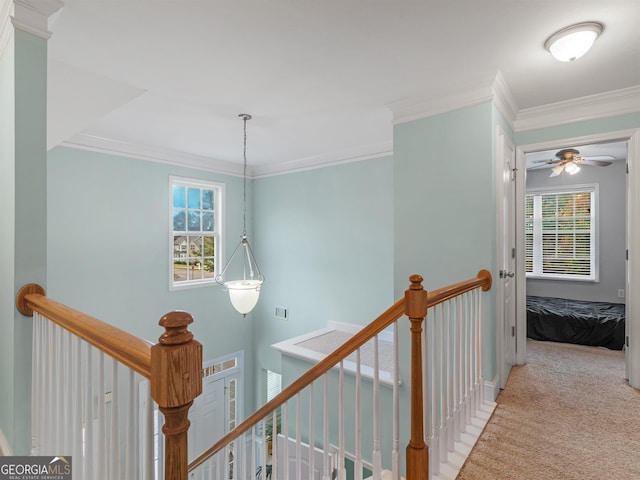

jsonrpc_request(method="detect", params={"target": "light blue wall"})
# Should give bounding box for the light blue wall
[47,146,257,416]
[251,157,395,403]
[393,102,498,384]
[0,30,16,455]
[0,29,48,455]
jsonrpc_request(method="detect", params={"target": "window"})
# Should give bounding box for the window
[170,177,223,289]
[525,185,598,281]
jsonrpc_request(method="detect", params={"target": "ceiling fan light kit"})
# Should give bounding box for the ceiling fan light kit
[545,22,603,62]
[547,148,612,177]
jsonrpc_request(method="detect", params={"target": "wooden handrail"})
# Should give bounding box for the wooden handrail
[188,269,492,472]
[427,269,492,306]
[16,284,153,378]
[17,284,203,480]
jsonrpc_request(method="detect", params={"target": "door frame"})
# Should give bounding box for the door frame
[495,125,517,388]
[513,128,640,385]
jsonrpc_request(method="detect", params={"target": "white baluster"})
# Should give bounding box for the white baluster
[354,348,362,480]
[429,305,440,476]
[260,418,267,480]
[372,336,381,480]
[271,410,278,480]
[446,300,455,453]
[283,402,289,480]
[323,375,330,480]
[478,287,485,404]
[309,381,315,480]
[125,370,136,480]
[338,360,346,480]
[392,322,400,480]
[142,382,154,480]
[31,313,41,455]
[251,425,257,480]
[72,337,83,480]
[96,351,106,480]
[296,393,301,480]
[84,341,94,480]
[438,303,448,466]
[109,359,120,479]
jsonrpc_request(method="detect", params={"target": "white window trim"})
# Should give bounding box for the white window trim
[526,183,599,282]
[169,176,225,291]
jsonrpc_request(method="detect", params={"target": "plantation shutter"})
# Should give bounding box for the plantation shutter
[526,186,596,280]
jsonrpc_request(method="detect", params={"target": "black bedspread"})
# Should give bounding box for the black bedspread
[526,296,625,350]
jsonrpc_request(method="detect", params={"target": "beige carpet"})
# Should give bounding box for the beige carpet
[457,340,640,479]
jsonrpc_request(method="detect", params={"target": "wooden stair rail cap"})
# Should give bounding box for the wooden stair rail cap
[16,283,46,317]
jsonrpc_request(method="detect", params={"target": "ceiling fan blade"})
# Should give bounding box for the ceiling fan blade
[581,159,612,167]
[550,164,564,177]
[582,155,616,161]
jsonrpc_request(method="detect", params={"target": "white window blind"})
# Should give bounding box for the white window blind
[266,370,282,402]
[525,185,597,281]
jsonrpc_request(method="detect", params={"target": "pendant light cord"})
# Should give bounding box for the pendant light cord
[240,114,251,237]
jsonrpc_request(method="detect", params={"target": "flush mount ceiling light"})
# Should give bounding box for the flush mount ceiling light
[544,22,603,62]
[216,114,264,316]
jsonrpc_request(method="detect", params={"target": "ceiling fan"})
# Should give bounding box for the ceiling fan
[536,148,614,177]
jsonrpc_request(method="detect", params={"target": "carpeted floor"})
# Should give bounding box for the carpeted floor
[456,340,640,479]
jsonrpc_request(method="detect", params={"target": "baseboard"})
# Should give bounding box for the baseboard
[0,428,12,456]
[431,399,497,480]
[484,375,500,402]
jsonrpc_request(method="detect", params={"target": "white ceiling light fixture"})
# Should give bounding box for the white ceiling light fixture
[216,114,264,316]
[544,22,603,62]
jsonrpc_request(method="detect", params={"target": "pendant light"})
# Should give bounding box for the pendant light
[216,114,264,315]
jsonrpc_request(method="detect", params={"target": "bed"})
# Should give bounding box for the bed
[526,296,626,350]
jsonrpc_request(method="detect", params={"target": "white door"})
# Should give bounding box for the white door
[496,126,517,389]
[189,375,225,463]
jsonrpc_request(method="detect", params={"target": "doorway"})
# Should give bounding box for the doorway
[513,129,640,387]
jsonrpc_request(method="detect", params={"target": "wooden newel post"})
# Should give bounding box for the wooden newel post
[405,275,429,480]
[151,311,203,480]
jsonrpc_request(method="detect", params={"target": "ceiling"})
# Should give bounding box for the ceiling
[46,1,640,176]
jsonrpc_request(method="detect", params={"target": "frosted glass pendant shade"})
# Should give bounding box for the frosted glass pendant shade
[225,279,263,315]
[545,23,602,62]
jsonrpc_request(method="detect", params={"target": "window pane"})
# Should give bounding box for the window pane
[203,259,215,277]
[202,212,214,231]
[173,260,187,282]
[173,186,186,208]
[173,210,186,231]
[187,188,201,209]
[203,236,214,256]
[188,211,200,231]
[202,189,214,210]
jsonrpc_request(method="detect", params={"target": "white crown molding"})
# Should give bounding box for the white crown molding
[61,132,245,177]
[0,0,14,56]
[11,0,62,39]
[492,71,519,128]
[388,71,518,130]
[388,80,494,126]
[61,132,392,179]
[1,0,63,56]
[514,85,640,132]
[251,141,393,178]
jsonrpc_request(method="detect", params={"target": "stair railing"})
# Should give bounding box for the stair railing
[16,284,202,480]
[188,270,492,480]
